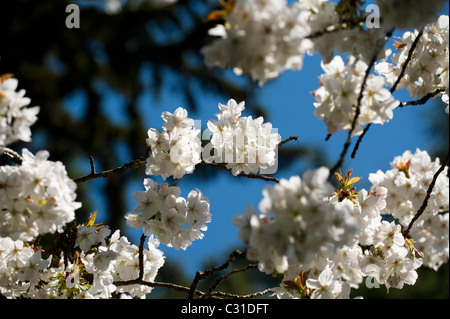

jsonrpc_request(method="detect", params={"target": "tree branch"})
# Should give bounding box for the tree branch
[390,28,424,93]
[305,18,366,40]
[113,246,270,299]
[188,249,245,299]
[211,288,273,299]
[351,28,425,159]
[202,263,259,299]
[351,87,445,159]
[73,152,149,183]
[330,54,378,174]
[114,277,273,299]
[330,28,397,171]
[138,234,146,280]
[0,146,23,165]
[398,88,446,107]
[114,278,207,297]
[113,233,209,297]
[74,136,297,184]
[201,161,280,183]
[403,150,449,238]
[278,135,299,148]
[351,123,372,159]
[201,136,299,184]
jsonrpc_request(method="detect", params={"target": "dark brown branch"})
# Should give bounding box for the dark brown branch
[330,28,395,171]
[188,249,245,299]
[113,233,209,297]
[305,18,366,40]
[212,288,273,299]
[202,263,259,299]
[238,172,279,183]
[114,278,206,297]
[330,54,377,174]
[201,136,299,184]
[278,135,299,148]
[0,147,23,165]
[351,123,372,159]
[138,234,146,280]
[74,136,298,184]
[74,152,149,183]
[390,28,424,93]
[398,88,446,107]
[403,150,449,238]
[351,29,424,159]
[114,277,273,299]
[112,245,265,299]
[202,160,280,183]
[352,88,445,159]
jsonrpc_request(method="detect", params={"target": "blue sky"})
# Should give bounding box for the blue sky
[63,2,449,279]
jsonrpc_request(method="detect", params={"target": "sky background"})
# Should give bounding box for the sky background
[63,1,449,279]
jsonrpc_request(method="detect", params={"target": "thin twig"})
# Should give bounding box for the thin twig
[351,88,445,159]
[403,151,449,238]
[114,278,207,297]
[74,153,149,183]
[188,249,245,299]
[113,233,208,297]
[398,88,446,107]
[0,146,23,165]
[305,19,365,40]
[202,263,259,299]
[390,28,424,93]
[211,288,274,299]
[278,135,299,148]
[201,136,299,184]
[351,28,424,159]
[202,161,280,183]
[330,54,377,174]
[331,28,395,171]
[138,234,146,280]
[114,278,273,299]
[88,155,96,174]
[74,136,298,184]
[351,123,372,158]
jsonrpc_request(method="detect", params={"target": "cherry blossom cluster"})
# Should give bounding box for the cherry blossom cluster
[270,179,423,298]
[0,73,39,147]
[205,99,281,176]
[125,178,212,250]
[375,15,449,112]
[232,167,360,275]
[275,221,422,299]
[0,237,51,298]
[369,149,449,271]
[201,0,312,85]
[313,55,399,136]
[201,0,393,84]
[145,99,281,179]
[0,228,165,299]
[0,149,81,242]
[268,149,449,299]
[298,0,390,65]
[146,107,202,180]
[78,229,164,299]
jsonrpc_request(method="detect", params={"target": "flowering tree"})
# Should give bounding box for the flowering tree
[0,0,448,299]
